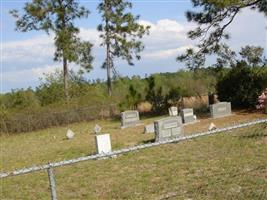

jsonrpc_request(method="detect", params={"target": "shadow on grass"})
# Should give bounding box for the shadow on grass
[141,138,155,144]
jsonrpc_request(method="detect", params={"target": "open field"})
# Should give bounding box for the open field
[0,110,267,199]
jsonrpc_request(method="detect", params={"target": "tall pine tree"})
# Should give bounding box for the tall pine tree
[10,0,94,99]
[97,0,150,96]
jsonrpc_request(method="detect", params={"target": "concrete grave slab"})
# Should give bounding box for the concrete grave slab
[95,134,112,154]
[154,116,183,142]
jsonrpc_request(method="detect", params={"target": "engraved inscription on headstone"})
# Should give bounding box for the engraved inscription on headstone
[121,110,141,129]
[154,116,183,142]
[210,102,232,118]
[181,108,196,124]
[168,107,178,116]
[95,134,112,154]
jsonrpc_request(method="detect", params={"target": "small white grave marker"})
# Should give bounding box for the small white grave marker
[66,129,75,139]
[93,124,102,134]
[168,107,178,116]
[95,134,112,154]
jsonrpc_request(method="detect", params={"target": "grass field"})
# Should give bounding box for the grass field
[0,110,267,199]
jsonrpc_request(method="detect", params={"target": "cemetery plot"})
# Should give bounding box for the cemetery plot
[210,102,232,118]
[2,122,266,199]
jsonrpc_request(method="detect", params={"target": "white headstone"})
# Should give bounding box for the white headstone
[168,107,178,116]
[95,134,112,154]
[93,124,102,134]
[66,129,75,139]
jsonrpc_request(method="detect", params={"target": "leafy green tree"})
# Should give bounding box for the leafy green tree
[97,0,150,96]
[239,45,266,67]
[217,62,267,108]
[10,0,94,99]
[177,0,267,69]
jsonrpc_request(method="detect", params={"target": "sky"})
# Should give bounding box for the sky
[1,0,267,93]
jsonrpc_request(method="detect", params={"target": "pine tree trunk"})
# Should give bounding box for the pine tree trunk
[105,0,112,97]
[63,57,69,100]
[106,43,112,96]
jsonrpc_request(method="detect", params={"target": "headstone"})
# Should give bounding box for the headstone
[210,102,232,118]
[180,108,197,124]
[95,134,112,154]
[93,124,102,134]
[121,110,141,129]
[154,116,183,142]
[168,107,178,116]
[144,124,155,133]
[208,122,217,131]
[66,129,75,139]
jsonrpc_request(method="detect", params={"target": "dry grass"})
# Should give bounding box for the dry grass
[0,110,266,199]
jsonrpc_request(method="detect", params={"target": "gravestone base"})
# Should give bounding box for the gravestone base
[183,120,200,125]
[121,122,144,129]
[210,113,235,119]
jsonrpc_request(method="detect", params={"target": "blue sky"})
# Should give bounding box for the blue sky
[1,0,266,93]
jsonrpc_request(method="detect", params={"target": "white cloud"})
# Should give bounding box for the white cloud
[2,35,54,63]
[143,45,193,59]
[3,64,60,83]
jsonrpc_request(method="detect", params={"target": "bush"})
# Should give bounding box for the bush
[217,62,267,108]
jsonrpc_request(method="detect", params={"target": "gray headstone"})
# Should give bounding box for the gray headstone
[210,102,232,118]
[144,124,155,133]
[168,106,178,116]
[181,108,196,124]
[121,110,140,129]
[154,116,183,142]
[95,134,112,154]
